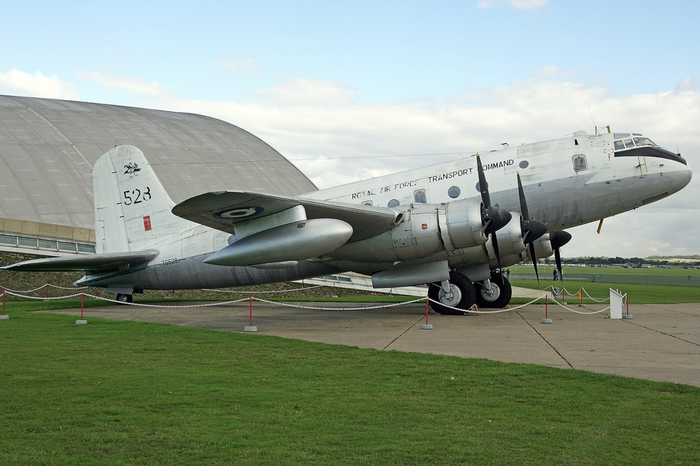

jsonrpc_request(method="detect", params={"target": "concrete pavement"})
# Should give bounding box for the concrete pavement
[52,300,700,387]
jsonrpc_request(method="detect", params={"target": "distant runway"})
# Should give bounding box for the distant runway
[52,301,700,387]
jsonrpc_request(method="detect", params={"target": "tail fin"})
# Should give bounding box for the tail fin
[93,145,189,253]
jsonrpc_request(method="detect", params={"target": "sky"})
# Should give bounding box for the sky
[1,0,699,258]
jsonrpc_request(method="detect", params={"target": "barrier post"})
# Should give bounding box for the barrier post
[622,293,633,319]
[541,294,552,324]
[1,290,8,320]
[578,289,584,307]
[421,298,433,330]
[75,293,88,325]
[244,296,257,332]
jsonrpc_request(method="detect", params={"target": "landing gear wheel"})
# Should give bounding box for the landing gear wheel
[116,293,133,304]
[428,271,477,315]
[476,272,512,309]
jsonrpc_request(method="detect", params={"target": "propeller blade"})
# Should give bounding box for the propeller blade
[476,154,491,207]
[492,233,504,283]
[529,242,539,283]
[516,171,546,283]
[554,247,563,283]
[516,172,529,219]
[476,154,510,280]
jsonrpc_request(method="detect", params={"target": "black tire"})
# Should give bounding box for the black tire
[475,272,512,309]
[116,293,133,304]
[428,271,477,315]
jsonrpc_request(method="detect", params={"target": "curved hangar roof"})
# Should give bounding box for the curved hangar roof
[0,95,317,252]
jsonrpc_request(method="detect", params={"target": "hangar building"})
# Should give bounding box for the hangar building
[0,95,317,256]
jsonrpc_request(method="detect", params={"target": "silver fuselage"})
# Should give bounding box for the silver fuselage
[78,131,692,290]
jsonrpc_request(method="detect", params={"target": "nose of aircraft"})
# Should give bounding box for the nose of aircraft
[677,159,692,185]
[666,158,693,196]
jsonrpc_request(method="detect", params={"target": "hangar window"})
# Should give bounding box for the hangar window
[388,199,400,208]
[448,186,461,198]
[414,189,427,203]
[572,154,588,172]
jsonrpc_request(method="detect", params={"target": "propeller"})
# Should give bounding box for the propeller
[516,172,548,282]
[549,230,572,283]
[476,155,511,275]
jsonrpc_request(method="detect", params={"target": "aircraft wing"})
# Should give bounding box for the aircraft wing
[1,250,160,273]
[172,190,401,241]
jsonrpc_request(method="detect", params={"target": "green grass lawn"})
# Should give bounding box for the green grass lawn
[509,278,700,304]
[1,306,699,464]
[506,264,700,304]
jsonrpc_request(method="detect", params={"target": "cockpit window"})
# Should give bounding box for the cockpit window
[633,136,655,147]
[614,134,658,150]
[613,133,687,165]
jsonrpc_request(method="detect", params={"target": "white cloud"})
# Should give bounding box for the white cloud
[256,78,357,106]
[0,69,77,99]
[675,75,698,92]
[75,72,170,97]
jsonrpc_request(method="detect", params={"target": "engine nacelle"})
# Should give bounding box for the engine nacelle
[485,214,527,260]
[496,233,556,269]
[332,199,486,264]
[526,234,555,261]
[440,198,488,251]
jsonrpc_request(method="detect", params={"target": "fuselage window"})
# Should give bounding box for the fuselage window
[388,199,400,208]
[572,154,588,172]
[414,189,427,203]
[448,186,461,199]
[519,160,529,169]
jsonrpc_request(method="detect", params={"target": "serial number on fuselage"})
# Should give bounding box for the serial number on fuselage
[161,258,182,266]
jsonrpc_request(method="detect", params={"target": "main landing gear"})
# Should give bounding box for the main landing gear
[116,293,133,303]
[429,271,513,315]
[475,272,512,309]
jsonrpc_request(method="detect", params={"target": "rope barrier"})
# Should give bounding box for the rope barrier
[1,282,617,316]
[0,283,88,294]
[550,296,610,315]
[253,296,426,311]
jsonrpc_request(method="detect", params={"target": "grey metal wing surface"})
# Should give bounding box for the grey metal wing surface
[1,250,160,272]
[172,190,402,242]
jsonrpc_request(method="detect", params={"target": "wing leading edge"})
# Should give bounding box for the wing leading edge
[172,190,402,242]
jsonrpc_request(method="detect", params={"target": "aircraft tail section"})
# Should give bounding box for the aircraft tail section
[93,145,189,253]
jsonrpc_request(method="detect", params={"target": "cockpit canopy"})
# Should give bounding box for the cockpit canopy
[613,132,687,165]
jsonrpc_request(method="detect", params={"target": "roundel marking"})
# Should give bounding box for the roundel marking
[215,206,264,219]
